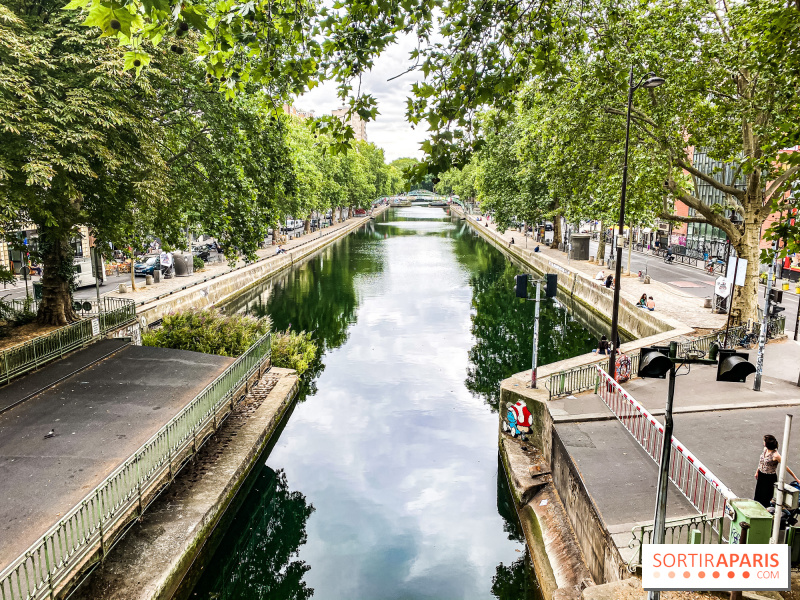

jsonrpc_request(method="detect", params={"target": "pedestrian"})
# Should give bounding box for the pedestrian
[534,245,540,253]
[593,335,610,355]
[638,293,648,307]
[595,269,605,281]
[509,237,515,246]
[646,296,655,311]
[605,274,613,288]
[754,434,799,507]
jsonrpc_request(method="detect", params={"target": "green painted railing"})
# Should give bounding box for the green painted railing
[0,297,136,385]
[0,331,272,600]
[545,316,786,400]
[627,513,725,572]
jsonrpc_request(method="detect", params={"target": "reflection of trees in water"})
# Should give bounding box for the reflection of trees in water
[192,466,315,600]
[451,229,597,411]
[493,459,543,600]
[492,554,542,600]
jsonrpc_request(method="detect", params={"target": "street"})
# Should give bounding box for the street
[588,239,800,337]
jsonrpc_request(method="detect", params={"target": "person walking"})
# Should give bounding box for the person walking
[754,434,798,507]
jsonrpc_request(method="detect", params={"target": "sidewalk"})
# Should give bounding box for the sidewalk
[461,213,727,331]
[105,208,387,308]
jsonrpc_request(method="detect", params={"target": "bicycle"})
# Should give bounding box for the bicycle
[737,332,759,349]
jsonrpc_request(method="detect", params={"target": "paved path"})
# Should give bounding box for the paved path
[0,339,130,413]
[461,213,726,330]
[105,210,386,308]
[0,346,233,570]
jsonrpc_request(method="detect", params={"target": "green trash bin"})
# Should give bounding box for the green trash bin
[726,498,772,544]
[33,281,43,301]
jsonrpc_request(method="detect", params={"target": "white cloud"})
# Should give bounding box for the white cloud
[296,32,430,163]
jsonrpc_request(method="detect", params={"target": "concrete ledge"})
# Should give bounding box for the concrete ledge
[72,368,299,600]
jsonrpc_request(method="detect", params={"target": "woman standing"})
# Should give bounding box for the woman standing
[754,434,798,507]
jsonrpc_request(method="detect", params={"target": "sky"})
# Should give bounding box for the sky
[295,33,429,163]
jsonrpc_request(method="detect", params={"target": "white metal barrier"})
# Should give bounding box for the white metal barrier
[595,366,735,519]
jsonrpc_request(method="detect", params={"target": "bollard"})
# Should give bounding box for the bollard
[145,275,153,286]
[153,269,161,283]
[118,283,127,293]
[668,341,678,359]
[729,522,749,600]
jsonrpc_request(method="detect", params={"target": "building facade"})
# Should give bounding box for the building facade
[331,107,367,142]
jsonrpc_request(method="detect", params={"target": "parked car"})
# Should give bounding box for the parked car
[134,255,161,276]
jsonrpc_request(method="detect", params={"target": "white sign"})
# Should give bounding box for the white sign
[643,545,790,591]
[91,318,100,337]
[726,257,748,287]
[715,276,731,298]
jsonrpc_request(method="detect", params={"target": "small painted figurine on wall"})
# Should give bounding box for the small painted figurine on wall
[503,401,533,438]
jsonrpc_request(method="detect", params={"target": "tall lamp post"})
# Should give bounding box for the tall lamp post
[609,68,665,379]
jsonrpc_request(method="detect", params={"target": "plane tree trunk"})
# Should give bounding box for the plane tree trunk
[36,229,78,326]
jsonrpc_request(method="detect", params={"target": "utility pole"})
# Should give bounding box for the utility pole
[754,239,778,391]
[531,279,541,388]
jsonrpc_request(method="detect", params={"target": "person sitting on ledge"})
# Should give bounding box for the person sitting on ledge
[646,296,655,311]
[534,245,540,253]
[638,293,648,307]
[595,269,605,281]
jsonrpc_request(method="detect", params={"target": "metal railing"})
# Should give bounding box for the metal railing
[627,513,725,571]
[596,366,735,519]
[0,297,136,384]
[545,351,641,400]
[0,331,272,600]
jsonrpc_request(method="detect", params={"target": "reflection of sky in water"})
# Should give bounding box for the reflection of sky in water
[265,209,525,599]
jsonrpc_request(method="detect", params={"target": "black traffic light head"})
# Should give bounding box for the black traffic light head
[769,289,783,304]
[515,274,528,299]
[716,349,756,382]
[637,347,674,379]
[545,273,558,298]
[769,304,785,317]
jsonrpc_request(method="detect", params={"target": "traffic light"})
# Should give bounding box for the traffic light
[545,273,558,298]
[770,304,785,317]
[637,346,673,379]
[716,349,756,382]
[515,274,528,299]
[768,289,783,304]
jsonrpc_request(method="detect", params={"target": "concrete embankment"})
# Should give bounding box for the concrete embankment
[137,205,389,327]
[450,205,687,341]
[449,207,698,597]
[72,368,299,600]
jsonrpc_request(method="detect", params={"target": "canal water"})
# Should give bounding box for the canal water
[191,207,602,600]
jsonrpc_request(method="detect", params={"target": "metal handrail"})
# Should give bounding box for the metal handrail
[627,514,725,571]
[0,297,136,385]
[0,331,272,600]
[544,351,641,400]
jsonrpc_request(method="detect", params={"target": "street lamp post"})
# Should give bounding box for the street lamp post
[609,67,665,379]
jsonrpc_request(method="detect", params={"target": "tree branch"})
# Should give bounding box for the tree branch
[765,164,800,199]
[665,173,742,243]
[675,156,745,199]
[658,212,709,224]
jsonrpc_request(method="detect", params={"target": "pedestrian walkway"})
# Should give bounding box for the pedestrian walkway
[105,208,386,308]
[459,211,727,330]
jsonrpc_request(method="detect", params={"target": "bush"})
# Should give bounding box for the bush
[270,330,318,375]
[193,256,204,271]
[142,308,270,357]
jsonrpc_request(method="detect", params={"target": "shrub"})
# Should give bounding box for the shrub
[142,308,271,357]
[270,330,318,375]
[193,256,204,271]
